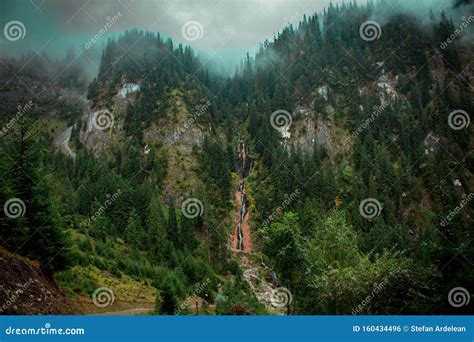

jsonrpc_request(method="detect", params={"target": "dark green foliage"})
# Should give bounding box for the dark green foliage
[1,0,471,315]
[0,118,70,272]
[228,2,473,314]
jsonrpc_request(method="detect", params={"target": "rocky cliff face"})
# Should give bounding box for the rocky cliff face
[74,81,212,206]
[0,247,78,315]
[282,101,353,169]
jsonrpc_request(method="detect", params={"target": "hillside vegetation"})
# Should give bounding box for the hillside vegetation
[0,1,472,315]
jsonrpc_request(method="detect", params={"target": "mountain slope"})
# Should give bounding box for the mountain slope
[1,1,473,315]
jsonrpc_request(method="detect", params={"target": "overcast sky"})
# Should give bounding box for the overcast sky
[1,0,363,70]
[1,0,353,48]
[0,0,468,74]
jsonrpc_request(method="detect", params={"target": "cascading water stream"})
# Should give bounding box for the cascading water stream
[235,138,251,251]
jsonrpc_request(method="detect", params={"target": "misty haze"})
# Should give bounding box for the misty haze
[0,0,473,317]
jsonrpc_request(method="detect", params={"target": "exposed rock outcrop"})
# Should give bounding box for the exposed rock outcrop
[54,125,76,160]
[0,247,78,315]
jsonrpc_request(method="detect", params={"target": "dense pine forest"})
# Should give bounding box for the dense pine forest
[1,0,473,315]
